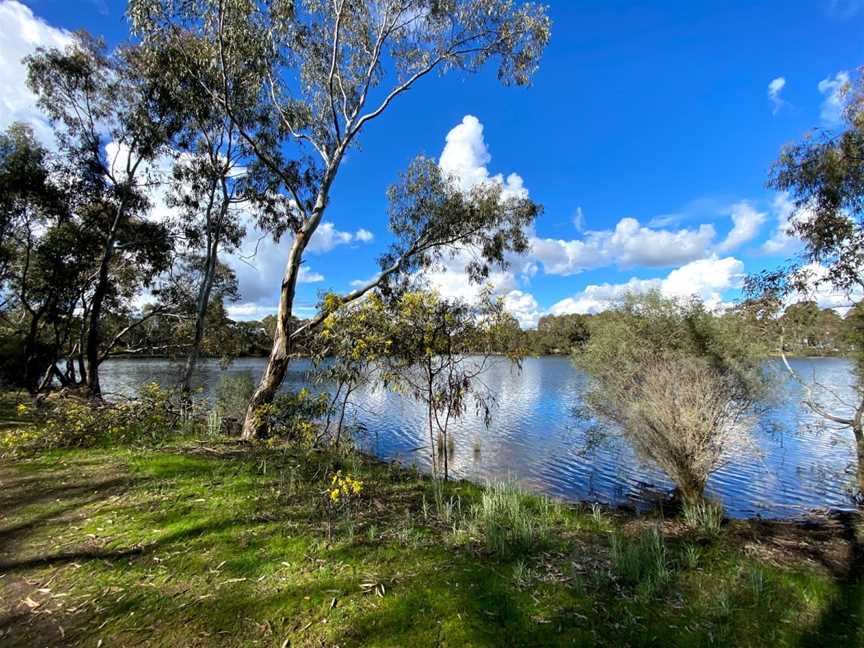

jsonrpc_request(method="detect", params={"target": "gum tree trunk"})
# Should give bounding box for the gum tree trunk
[853,405,864,498]
[240,230,307,440]
[179,247,218,397]
[86,190,133,399]
[85,239,116,398]
[239,158,342,440]
[180,180,226,397]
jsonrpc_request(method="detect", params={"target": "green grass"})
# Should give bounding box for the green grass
[682,499,725,538]
[1,395,863,646]
[466,479,556,558]
[609,526,670,594]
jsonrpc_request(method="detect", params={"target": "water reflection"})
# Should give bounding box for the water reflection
[99,355,861,519]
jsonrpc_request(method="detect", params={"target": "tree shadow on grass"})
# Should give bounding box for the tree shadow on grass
[319,538,590,648]
[796,511,864,647]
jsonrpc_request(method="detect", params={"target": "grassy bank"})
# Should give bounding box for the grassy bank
[1,398,863,647]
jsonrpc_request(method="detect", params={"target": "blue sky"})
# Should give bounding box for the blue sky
[2,0,864,325]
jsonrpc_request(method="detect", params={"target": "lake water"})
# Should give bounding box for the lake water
[100,355,863,520]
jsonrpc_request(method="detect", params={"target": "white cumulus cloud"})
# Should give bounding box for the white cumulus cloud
[717,201,766,253]
[383,114,534,314]
[0,1,72,143]
[355,228,374,243]
[549,256,745,315]
[503,290,543,329]
[819,71,850,126]
[307,222,373,253]
[438,115,527,200]
[549,277,661,316]
[768,77,787,114]
[530,218,715,276]
[762,192,809,255]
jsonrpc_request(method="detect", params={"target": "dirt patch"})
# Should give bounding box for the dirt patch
[729,512,862,577]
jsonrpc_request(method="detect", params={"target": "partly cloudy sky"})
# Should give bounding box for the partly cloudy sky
[3,0,863,326]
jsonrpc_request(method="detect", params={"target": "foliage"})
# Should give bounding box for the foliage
[377,157,540,296]
[11,33,182,396]
[129,0,550,439]
[381,289,521,478]
[312,292,392,444]
[253,388,331,443]
[531,313,591,355]
[327,470,364,504]
[0,123,90,391]
[0,383,184,456]
[205,407,222,438]
[681,498,725,538]
[215,371,257,420]
[746,65,864,496]
[574,291,765,501]
[754,66,864,297]
[314,288,521,474]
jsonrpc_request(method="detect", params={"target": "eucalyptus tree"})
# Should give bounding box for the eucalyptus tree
[746,66,864,496]
[129,0,550,439]
[315,287,517,478]
[0,124,58,290]
[312,291,392,446]
[0,123,82,391]
[380,289,517,480]
[132,36,258,396]
[167,122,248,395]
[25,32,181,397]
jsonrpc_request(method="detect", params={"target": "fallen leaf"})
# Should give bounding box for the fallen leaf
[21,596,40,610]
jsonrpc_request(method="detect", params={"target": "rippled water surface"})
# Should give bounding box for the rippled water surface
[100,355,863,519]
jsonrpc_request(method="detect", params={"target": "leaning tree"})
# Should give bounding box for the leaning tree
[128,0,551,439]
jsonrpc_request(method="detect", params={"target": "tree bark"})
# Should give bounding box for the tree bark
[85,196,130,399]
[426,361,438,476]
[23,309,45,394]
[85,249,113,398]
[335,384,352,447]
[179,254,217,397]
[179,180,225,397]
[239,154,343,440]
[676,471,707,504]
[240,231,306,440]
[443,429,449,481]
[853,405,864,498]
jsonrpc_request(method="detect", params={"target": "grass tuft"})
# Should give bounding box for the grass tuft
[468,479,554,558]
[610,527,670,592]
[682,499,725,537]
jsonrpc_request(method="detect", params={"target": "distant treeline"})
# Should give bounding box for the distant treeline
[513,302,864,358]
[12,298,854,371]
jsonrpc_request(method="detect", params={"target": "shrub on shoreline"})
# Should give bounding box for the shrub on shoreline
[0,383,189,455]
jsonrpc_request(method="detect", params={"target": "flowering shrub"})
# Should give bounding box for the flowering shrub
[0,383,187,457]
[0,426,40,456]
[322,470,365,542]
[328,470,364,503]
[252,388,330,443]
